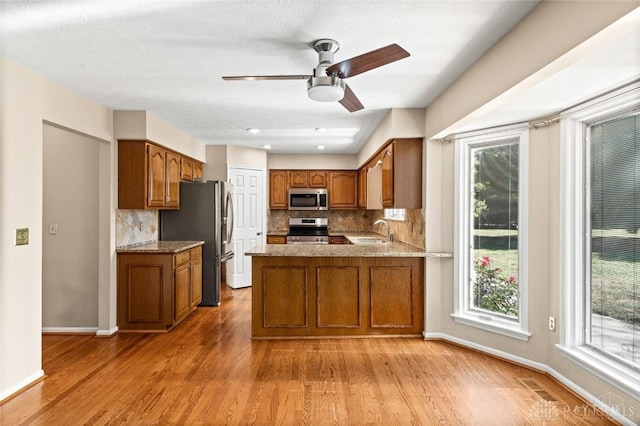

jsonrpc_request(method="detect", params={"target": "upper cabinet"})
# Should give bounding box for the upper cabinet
[193,161,203,182]
[358,167,367,208]
[328,171,358,209]
[269,170,289,209]
[180,156,204,183]
[288,170,327,188]
[118,140,181,209]
[180,157,194,181]
[364,138,423,209]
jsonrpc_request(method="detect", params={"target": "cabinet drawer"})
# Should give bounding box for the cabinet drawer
[175,250,191,266]
[190,246,202,259]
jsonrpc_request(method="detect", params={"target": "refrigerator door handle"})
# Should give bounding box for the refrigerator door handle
[221,252,234,262]
[226,189,234,244]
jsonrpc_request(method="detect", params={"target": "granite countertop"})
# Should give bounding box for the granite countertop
[116,241,204,254]
[246,239,425,258]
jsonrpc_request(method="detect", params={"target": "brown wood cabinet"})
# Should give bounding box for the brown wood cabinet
[193,161,203,182]
[190,251,203,308]
[382,138,423,208]
[288,170,328,188]
[117,245,203,331]
[266,235,287,244]
[269,170,289,209]
[181,156,204,182]
[251,256,424,337]
[362,138,423,209]
[329,236,349,245]
[328,171,358,209]
[118,140,181,210]
[358,167,367,208]
[180,157,194,181]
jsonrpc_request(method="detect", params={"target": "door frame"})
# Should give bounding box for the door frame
[226,166,267,288]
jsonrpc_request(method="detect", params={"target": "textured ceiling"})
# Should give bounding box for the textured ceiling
[0,0,543,153]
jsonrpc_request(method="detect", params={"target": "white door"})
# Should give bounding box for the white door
[227,167,265,288]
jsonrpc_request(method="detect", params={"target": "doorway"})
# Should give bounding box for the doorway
[42,123,110,332]
[227,167,265,288]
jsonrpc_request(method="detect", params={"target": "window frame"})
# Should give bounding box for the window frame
[559,82,640,399]
[453,123,530,341]
[384,208,406,221]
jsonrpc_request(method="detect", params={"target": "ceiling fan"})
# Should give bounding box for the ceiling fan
[222,39,410,112]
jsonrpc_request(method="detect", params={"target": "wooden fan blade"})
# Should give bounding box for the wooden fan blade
[339,84,364,112]
[326,44,409,79]
[222,75,311,81]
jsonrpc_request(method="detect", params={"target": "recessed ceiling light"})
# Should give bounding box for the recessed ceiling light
[316,145,325,150]
[246,128,261,134]
[262,144,271,149]
[315,127,327,132]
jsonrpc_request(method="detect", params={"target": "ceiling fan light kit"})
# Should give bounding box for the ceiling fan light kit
[222,38,409,113]
[307,76,345,102]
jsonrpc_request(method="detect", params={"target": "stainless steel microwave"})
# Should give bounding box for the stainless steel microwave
[289,188,328,210]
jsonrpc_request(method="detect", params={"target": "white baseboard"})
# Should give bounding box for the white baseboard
[0,369,44,402]
[422,331,636,426]
[96,326,118,336]
[42,327,98,334]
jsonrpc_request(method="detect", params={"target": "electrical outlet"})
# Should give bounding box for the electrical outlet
[49,223,58,235]
[15,228,29,246]
[548,316,556,332]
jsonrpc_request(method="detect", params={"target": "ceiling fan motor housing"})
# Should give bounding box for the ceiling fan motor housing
[308,39,345,102]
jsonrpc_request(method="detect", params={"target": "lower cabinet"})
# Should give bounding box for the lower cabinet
[266,235,287,244]
[117,245,203,331]
[251,256,424,337]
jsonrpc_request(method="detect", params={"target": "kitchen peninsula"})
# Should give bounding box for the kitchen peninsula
[246,240,425,338]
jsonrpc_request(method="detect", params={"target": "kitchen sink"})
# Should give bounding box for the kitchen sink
[349,237,388,244]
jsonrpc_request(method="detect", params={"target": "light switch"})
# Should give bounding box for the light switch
[49,223,58,235]
[15,228,29,246]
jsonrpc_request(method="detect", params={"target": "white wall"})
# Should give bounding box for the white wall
[0,56,116,400]
[43,124,103,330]
[204,145,228,181]
[204,145,268,181]
[113,110,206,162]
[422,1,640,421]
[267,153,358,170]
[357,108,425,166]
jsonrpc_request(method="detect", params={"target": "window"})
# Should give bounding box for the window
[384,208,405,221]
[453,124,530,340]
[560,82,640,398]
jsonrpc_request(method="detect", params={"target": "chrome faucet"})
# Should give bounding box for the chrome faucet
[373,219,391,243]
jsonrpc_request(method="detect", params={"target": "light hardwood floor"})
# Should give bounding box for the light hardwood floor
[1,285,617,425]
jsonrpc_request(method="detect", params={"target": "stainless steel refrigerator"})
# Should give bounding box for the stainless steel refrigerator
[160,180,234,306]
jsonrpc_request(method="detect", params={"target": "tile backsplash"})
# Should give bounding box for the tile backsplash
[269,208,425,249]
[116,210,158,247]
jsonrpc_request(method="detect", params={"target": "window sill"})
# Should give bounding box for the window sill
[451,313,530,341]
[557,344,640,400]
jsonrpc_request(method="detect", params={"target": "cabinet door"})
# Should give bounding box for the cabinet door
[358,167,367,208]
[269,170,288,209]
[174,262,191,322]
[190,254,202,308]
[193,162,203,182]
[165,151,181,208]
[288,171,309,188]
[147,144,167,207]
[328,171,358,209]
[381,144,394,207]
[267,235,287,244]
[309,171,328,188]
[181,157,194,181]
[329,236,347,244]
